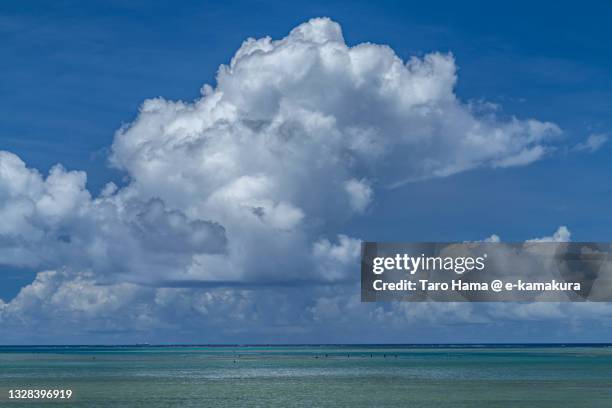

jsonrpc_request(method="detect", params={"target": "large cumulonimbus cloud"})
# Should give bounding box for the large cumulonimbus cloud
[108,17,558,283]
[1,18,596,342]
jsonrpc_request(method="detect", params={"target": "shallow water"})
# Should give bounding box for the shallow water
[1,345,611,407]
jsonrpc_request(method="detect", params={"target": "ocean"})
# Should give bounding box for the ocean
[1,345,611,407]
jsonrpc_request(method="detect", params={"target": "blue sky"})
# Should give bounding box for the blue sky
[1,0,612,343]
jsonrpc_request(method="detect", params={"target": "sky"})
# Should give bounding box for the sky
[1,0,612,344]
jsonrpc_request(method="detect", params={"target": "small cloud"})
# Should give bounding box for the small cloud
[483,234,501,243]
[526,226,571,243]
[344,179,372,213]
[573,133,607,153]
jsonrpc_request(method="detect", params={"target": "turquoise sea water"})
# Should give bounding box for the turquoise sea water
[1,345,611,407]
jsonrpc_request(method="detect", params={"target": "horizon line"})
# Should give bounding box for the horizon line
[1,342,611,347]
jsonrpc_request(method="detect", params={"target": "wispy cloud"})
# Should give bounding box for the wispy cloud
[573,133,608,153]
